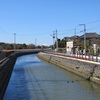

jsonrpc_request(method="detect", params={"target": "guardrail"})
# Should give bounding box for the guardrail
[44,51,100,63]
[66,54,100,62]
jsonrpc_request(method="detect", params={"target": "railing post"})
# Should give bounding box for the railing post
[96,53,98,62]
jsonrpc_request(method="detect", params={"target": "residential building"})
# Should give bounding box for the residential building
[65,32,100,55]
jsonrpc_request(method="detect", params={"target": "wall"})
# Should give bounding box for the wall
[0,50,40,99]
[38,52,100,85]
[0,52,6,61]
[0,53,17,99]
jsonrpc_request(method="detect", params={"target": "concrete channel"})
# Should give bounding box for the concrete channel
[38,52,100,85]
[0,50,40,99]
[3,53,100,100]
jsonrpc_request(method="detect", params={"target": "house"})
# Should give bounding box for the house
[80,32,100,54]
[80,32,100,39]
[65,32,100,55]
[80,32,100,43]
[63,37,70,42]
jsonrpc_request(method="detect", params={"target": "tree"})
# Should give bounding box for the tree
[57,39,66,48]
[86,40,91,52]
[27,44,35,49]
[22,43,27,49]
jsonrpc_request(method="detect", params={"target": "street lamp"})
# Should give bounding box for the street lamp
[79,24,86,55]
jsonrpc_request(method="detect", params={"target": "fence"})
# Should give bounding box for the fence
[68,53,100,63]
[44,49,100,63]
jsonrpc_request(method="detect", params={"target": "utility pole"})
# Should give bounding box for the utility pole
[79,24,86,55]
[55,29,58,50]
[14,33,16,50]
[53,31,55,49]
[53,30,58,50]
[74,28,76,36]
[74,29,76,41]
[35,38,37,46]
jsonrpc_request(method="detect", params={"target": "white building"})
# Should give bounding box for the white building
[66,41,74,54]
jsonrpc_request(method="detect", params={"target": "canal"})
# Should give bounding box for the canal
[4,54,100,100]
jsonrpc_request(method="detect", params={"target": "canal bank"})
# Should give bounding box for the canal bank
[0,50,40,99]
[4,54,100,100]
[38,52,100,85]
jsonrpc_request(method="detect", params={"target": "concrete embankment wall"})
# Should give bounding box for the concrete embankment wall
[0,51,40,99]
[38,52,100,85]
[0,52,6,61]
[0,53,17,99]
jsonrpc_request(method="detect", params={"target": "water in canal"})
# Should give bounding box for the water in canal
[4,54,100,100]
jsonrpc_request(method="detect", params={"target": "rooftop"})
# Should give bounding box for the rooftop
[80,32,100,38]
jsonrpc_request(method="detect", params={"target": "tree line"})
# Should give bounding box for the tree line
[0,42,42,50]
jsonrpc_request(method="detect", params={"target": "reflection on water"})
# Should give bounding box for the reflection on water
[4,54,100,100]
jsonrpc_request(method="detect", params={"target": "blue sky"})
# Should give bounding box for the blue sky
[0,0,100,46]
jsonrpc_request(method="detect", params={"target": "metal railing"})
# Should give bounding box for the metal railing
[44,49,100,63]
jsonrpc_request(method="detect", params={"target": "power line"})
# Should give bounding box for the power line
[1,19,100,38]
[58,21,98,36]
[87,25,100,31]
[0,25,13,35]
[86,19,100,24]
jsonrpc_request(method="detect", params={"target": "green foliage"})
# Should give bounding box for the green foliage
[56,38,66,48]
[0,42,40,50]
[86,40,91,50]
